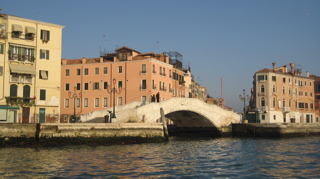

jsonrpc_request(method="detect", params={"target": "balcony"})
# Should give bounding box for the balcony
[8,53,35,63]
[282,107,290,113]
[10,75,32,84]
[5,96,35,107]
[256,106,269,113]
[258,92,265,96]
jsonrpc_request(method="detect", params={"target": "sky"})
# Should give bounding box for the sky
[1,0,320,112]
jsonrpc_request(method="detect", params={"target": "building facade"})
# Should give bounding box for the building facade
[250,62,316,123]
[60,46,199,122]
[0,13,63,123]
[310,75,320,122]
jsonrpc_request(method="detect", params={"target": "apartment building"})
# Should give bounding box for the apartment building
[60,46,195,122]
[310,75,320,122]
[0,13,63,123]
[250,62,316,123]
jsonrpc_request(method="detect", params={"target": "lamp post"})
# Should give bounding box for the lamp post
[239,89,250,123]
[107,78,122,119]
[68,86,82,122]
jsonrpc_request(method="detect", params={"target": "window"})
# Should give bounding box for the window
[311,103,314,110]
[65,99,69,108]
[118,97,122,106]
[95,98,99,107]
[261,115,265,120]
[283,99,286,107]
[93,82,99,90]
[40,89,46,100]
[260,85,265,93]
[76,83,81,90]
[84,98,88,107]
[95,68,99,75]
[66,69,70,76]
[274,115,276,120]
[152,80,156,89]
[12,24,22,38]
[0,66,3,76]
[273,98,276,107]
[273,85,276,93]
[0,44,4,54]
[76,69,81,76]
[258,75,267,81]
[104,82,108,89]
[163,68,166,76]
[272,76,276,81]
[9,45,35,62]
[76,98,80,107]
[282,87,285,94]
[103,67,108,74]
[84,68,89,75]
[299,102,304,109]
[25,27,35,40]
[289,87,291,94]
[40,30,50,42]
[118,66,123,73]
[103,98,108,107]
[84,83,89,90]
[261,97,265,107]
[282,77,286,83]
[39,70,48,80]
[141,79,147,90]
[160,67,162,75]
[305,103,308,109]
[153,65,156,73]
[40,49,49,59]
[141,64,146,74]
[65,83,70,91]
[118,81,122,88]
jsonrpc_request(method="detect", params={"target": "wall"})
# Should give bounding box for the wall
[232,123,320,137]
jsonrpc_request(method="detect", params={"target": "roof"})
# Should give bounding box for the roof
[115,46,141,54]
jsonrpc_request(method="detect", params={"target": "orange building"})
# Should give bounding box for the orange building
[60,46,192,122]
[250,62,316,123]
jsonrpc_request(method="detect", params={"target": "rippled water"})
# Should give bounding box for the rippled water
[0,137,319,178]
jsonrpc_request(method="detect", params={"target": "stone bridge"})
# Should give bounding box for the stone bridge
[82,98,241,129]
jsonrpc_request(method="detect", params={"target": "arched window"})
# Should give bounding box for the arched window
[283,99,286,107]
[261,97,265,107]
[10,84,18,102]
[261,85,265,93]
[273,98,276,107]
[289,87,291,95]
[273,85,276,93]
[23,85,31,103]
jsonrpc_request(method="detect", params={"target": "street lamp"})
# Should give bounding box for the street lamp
[107,78,122,119]
[68,86,82,122]
[239,89,250,123]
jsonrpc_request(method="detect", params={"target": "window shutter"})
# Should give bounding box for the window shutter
[47,31,50,41]
[40,30,43,40]
[46,50,49,60]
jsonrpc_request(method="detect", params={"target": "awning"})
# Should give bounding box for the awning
[0,105,20,110]
[40,70,48,79]
[25,26,35,34]
[10,64,37,75]
[12,24,22,32]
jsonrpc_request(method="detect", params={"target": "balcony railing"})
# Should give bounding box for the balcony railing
[5,96,35,107]
[283,107,290,113]
[10,75,32,84]
[8,52,35,63]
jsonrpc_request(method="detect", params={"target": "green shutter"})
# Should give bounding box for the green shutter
[0,44,3,54]
[46,50,49,60]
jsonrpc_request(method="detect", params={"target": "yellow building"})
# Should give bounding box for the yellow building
[0,13,63,123]
[250,62,316,123]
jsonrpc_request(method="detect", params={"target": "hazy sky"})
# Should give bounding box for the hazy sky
[2,0,320,112]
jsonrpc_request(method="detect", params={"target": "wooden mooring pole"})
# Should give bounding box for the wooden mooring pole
[160,108,169,141]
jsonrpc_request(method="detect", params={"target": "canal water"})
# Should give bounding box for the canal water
[0,137,319,178]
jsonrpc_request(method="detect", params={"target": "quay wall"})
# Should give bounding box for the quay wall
[232,123,320,137]
[0,123,164,138]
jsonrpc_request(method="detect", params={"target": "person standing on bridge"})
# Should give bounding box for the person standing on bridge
[156,92,160,102]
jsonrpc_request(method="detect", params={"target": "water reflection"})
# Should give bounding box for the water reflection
[0,137,319,178]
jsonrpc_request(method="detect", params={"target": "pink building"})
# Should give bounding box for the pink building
[60,46,189,122]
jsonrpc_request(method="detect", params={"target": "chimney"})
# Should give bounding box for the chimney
[284,66,288,73]
[290,63,295,75]
[81,57,86,64]
[272,62,276,71]
[61,58,67,65]
[100,57,103,63]
[306,71,309,77]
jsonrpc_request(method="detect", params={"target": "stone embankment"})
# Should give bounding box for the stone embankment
[232,123,320,137]
[0,123,165,147]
